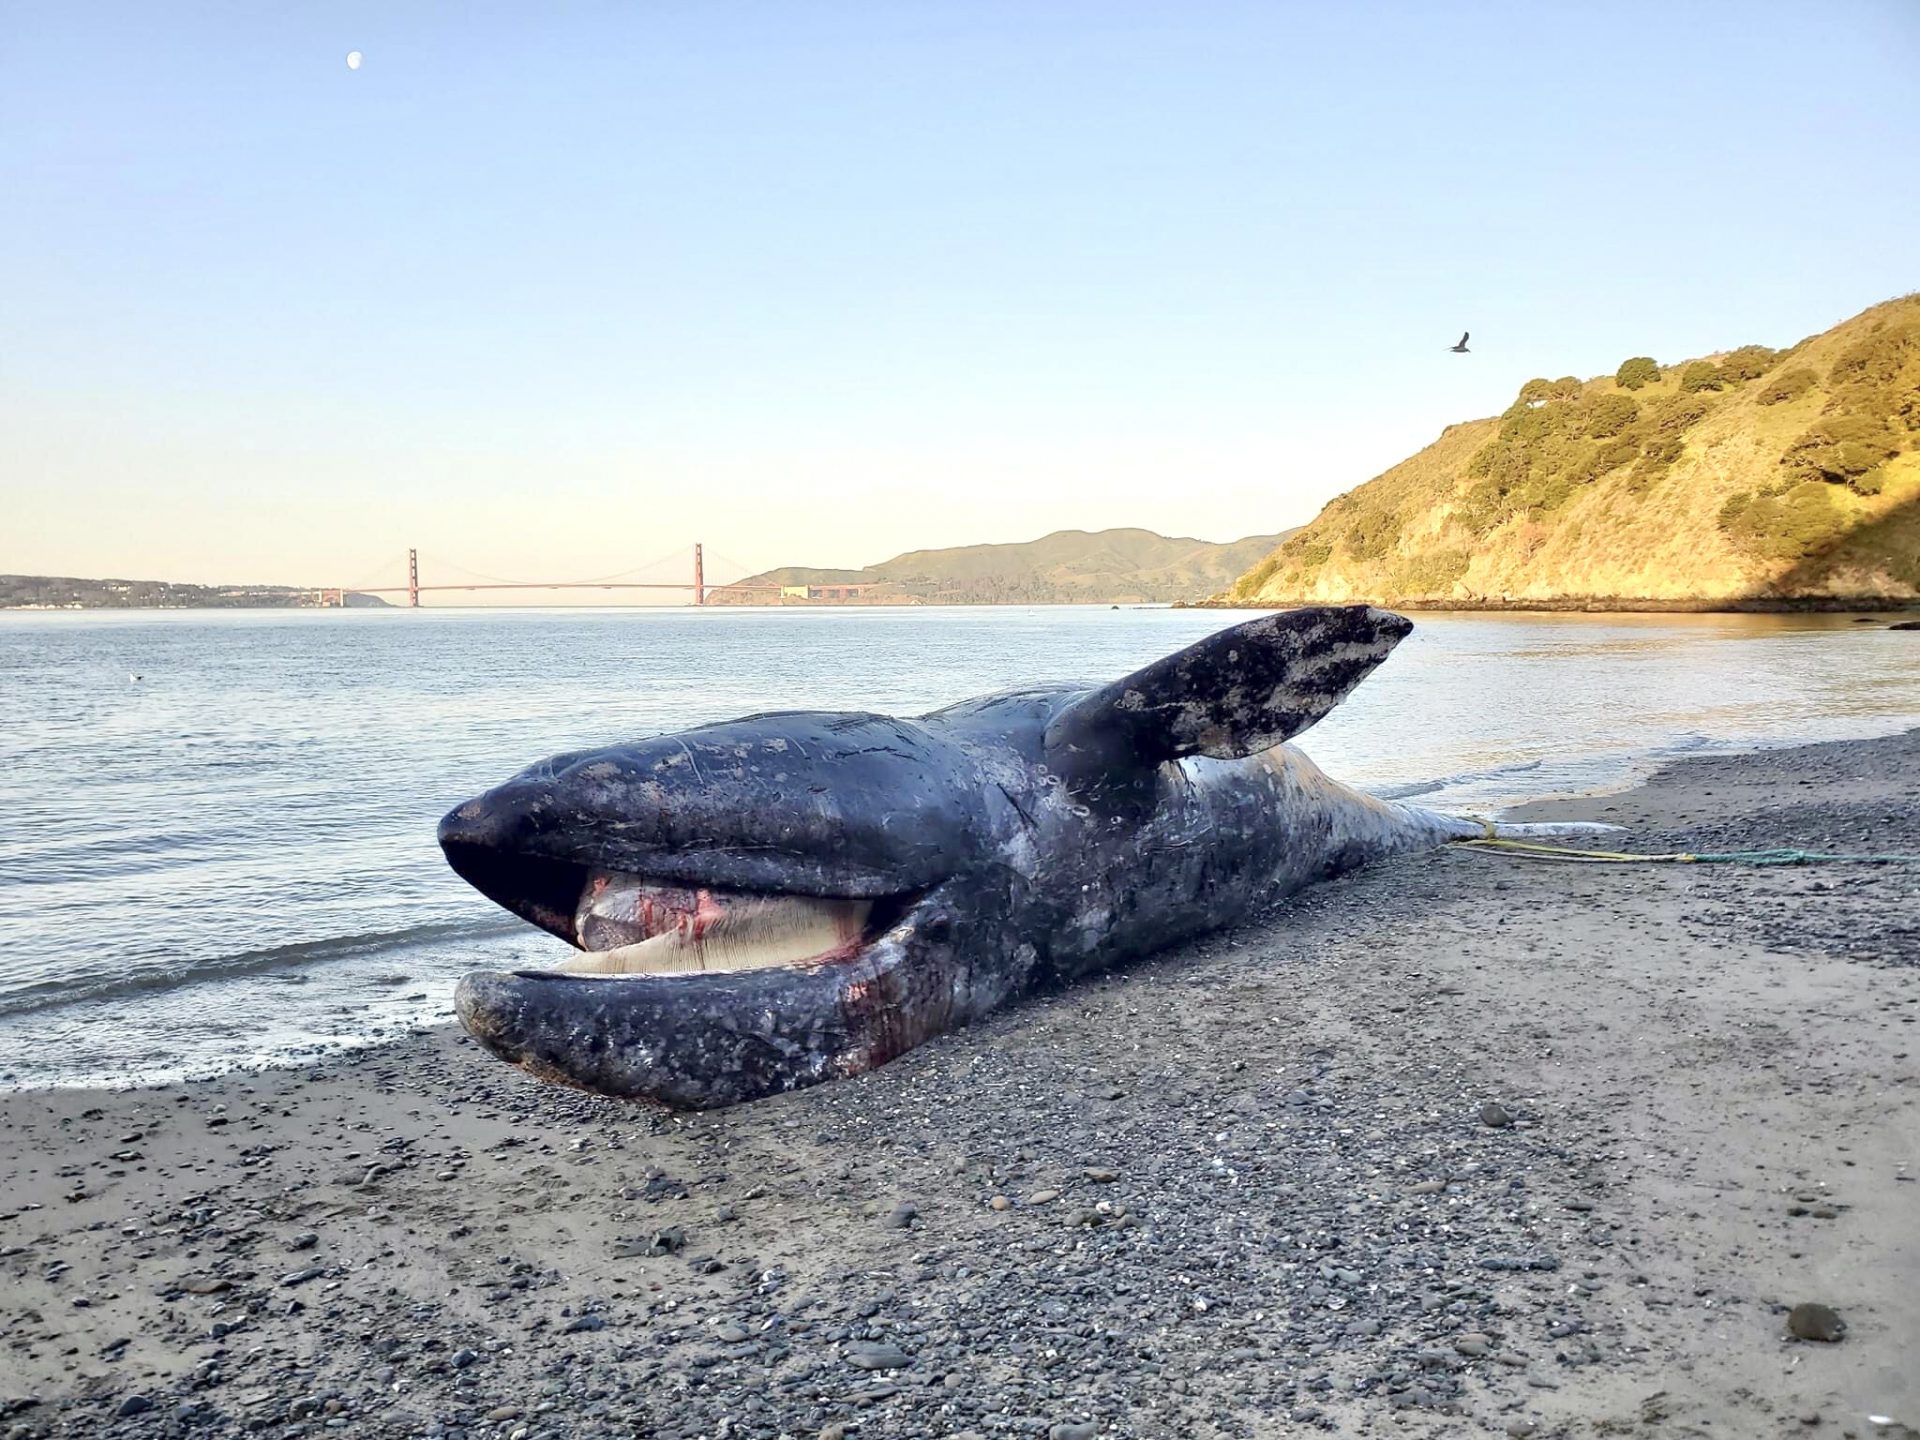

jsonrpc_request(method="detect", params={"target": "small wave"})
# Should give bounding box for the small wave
[0,917,521,1019]
[1370,757,1544,801]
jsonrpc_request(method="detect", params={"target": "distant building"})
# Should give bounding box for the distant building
[779,583,883,602]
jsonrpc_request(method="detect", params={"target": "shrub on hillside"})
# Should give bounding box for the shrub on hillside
[1574,437,1642,484]
[1756,367,1818,405]
[1654,395,1711,432]
[1717,345,1779,381]
[1583,394,1640,438]
[1720,479,1848,563]
[1678,361,1725,393]
[1615,356,1661,390]
[1549,376,1584,402]
[1781,415,1899,487]
[1234,554,1284,595]
[1343,514,1399,561]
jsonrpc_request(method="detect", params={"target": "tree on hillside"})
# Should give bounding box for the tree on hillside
[1782,415,1899,489]
[1583,393,1640,438]
[1678,361,1725,393]
[1615,356,1661,390]
[1718,345,1779,381]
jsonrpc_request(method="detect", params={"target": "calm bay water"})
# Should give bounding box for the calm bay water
[1,604,1915,1089]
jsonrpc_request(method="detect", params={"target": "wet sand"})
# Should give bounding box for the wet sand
[2,731,1916,1439]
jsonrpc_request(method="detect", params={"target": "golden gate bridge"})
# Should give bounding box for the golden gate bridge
[312,545,869,608]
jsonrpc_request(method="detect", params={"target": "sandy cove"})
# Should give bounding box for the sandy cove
[1,732,1916,1439]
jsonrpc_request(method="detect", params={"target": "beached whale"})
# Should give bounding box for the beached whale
[440,607,1605,1108]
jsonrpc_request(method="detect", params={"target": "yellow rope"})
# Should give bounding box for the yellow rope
[1455,837,1699,864]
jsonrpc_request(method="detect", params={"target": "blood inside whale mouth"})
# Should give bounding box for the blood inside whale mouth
[546,867,907,978]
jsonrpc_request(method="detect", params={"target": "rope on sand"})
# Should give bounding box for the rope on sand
[1454,833,1920,866]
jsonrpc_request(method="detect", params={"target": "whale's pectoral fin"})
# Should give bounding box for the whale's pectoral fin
[1044,606,1413,776]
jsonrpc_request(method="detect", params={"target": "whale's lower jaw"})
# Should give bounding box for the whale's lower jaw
[454,964,894,1109]
[451,900,977,1109]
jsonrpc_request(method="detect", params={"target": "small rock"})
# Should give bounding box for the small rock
[819,1426,847,1440]
[989,1195,1011,1211]
[1453,1333,1492,1357]
[486,1407,524,1422]
[1083,1168,1117,1183]
[449,1348,478,1369]
[845,1341,912,1371]
[883,1202,918,1229]
[1479,1101,1514,1128]
[286,1233,318,1252]
[563,1314,606,1334]
[1050,1424,1097,1440]
[116,1396,154,1418]
[1787,1303,1845,1342]
[1026,1189,1060,1206]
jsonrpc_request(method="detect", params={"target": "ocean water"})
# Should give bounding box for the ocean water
[1,605,1915,1090]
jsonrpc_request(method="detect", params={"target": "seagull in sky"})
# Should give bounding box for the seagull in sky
[1450,331,1471,353]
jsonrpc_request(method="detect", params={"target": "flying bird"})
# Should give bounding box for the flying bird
[1450,332,1470,353]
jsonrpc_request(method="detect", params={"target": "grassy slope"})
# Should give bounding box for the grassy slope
[1230,295,1920,607]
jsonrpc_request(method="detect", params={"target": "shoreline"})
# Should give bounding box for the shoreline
[2,731,1916,1437]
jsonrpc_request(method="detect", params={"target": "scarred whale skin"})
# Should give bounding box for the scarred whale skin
[440,607,1600,1108]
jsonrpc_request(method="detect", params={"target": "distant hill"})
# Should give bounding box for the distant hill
[0,575,389,609]
[714,527,1297,605]
[1225,294,1920,610]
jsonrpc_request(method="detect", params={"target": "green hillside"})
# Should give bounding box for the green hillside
[1226,295,1920,609]
[719,527,1295,605]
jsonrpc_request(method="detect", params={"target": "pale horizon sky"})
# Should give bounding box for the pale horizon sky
[5,1,1918,594]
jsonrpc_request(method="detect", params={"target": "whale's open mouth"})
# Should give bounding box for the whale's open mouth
[551,868,913,977]
[439,835,925,981]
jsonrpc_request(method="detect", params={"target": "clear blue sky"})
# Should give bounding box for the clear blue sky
[4,1,1917,591]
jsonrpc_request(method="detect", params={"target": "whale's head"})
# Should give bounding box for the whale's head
[440,711,1006,1108]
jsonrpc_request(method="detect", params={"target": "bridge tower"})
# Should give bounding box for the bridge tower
[693,543,705,606]
[408,549,419,608]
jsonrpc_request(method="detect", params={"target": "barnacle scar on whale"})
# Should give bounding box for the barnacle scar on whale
[439,607,1612,1109]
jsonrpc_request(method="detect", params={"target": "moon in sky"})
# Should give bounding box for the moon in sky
[346,50,363,71]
